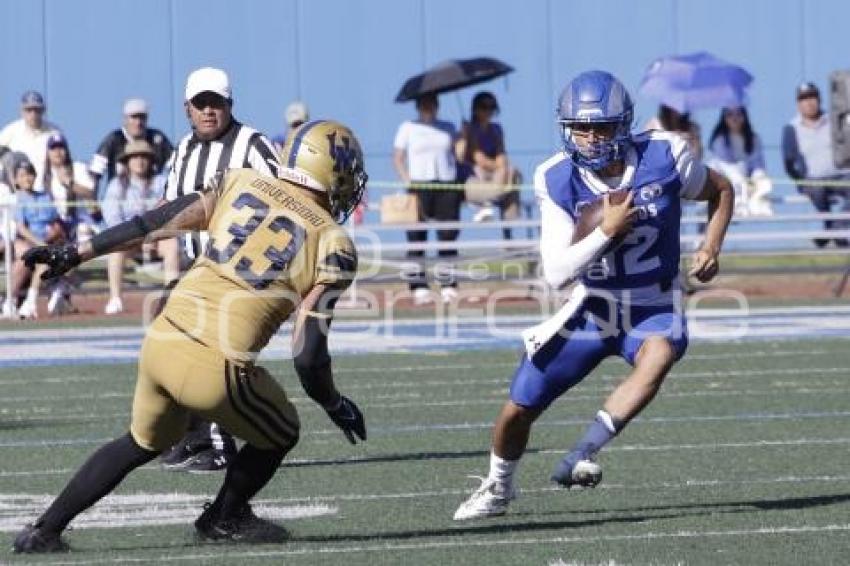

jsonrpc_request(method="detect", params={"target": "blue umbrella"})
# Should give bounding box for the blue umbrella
[639,51,753,113]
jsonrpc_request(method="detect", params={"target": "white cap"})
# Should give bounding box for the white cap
[185,67,231,101]
[285,101,309,125]
[123,98,148,115]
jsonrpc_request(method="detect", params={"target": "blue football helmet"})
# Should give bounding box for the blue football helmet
[557,70,634,169]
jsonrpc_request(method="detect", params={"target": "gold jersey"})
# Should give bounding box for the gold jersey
[161,168,357,361]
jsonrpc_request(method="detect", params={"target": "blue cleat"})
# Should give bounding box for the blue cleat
[551,456,602,489]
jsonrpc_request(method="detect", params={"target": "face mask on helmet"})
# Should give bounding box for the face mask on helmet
[557,70,634,170]
[279,120,368,224]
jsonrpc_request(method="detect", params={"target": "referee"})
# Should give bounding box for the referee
[158,67,281,473]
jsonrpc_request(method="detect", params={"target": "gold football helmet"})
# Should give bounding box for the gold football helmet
[279,120,368,224]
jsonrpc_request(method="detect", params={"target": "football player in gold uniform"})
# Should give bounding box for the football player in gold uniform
[14,121,368,552]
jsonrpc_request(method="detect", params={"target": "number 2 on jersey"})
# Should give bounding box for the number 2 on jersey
[205,192,306,289]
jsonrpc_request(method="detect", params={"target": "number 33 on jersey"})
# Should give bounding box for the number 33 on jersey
[163,168,357,359]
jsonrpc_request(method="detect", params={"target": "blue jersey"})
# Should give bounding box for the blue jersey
[536,130,706,295]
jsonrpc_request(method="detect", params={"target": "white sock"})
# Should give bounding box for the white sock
[487,451,518,487]
[25,288,38,302]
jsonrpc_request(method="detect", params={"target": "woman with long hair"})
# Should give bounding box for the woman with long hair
[708,106,772,216]
[457,91,521,234]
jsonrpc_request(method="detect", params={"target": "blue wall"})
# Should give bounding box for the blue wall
[1,0,847,189]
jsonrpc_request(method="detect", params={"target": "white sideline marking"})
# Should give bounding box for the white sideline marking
[30,524,850,564]
[0,493,336,533]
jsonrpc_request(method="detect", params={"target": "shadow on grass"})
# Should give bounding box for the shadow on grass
[283,448,545,468]
[290,491,850,545]
[562,492,850,516]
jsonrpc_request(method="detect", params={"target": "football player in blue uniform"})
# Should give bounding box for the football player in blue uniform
[454,70,733,520]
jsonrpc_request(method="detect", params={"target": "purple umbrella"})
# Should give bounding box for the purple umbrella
[639,52,753,113]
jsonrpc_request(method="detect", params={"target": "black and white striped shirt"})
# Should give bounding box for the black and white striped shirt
[164,118,280,201]
[164,118,281,255]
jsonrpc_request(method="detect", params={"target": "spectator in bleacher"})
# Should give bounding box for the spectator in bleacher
[272,100,309,153]
[645,104,703,160]
[393,92,462,305]
[782,81,850,248]
[44,133,97,241]
[88,98,173,195]
[9,158,66,319]
[101,140,166,315]
[0,91,62,191]
[457,91,522,237]
[707,106,773,216]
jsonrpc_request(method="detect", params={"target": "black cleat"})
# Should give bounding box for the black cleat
[12,522,69,554]
[185,449,232,474]
[160,439,205,470]
[195,502,288,544]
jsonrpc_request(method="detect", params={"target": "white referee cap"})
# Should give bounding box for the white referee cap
[123,98,148,115]
[185,67,232,101]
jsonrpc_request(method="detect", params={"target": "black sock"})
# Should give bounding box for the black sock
[39,433,158,534]
[210,444,287,518]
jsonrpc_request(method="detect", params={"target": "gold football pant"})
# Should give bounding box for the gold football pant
[130,317,300,452]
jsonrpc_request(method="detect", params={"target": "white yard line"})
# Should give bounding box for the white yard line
[5,385,850,418]
[3,438,849,478]
[3,409,850,449]
[0,493,336,533]
[28,523,850,564]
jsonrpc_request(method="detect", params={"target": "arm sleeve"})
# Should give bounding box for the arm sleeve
[245,133,281,177]
[669,133,708,200]
[0,124,13,148]
[749,134,766,173]
[494,123,506,155]
[163,140,183,202]
[101,179,123,227]
[781,124,803,179]
[88,134,113,177]
[72,162,95,191]
[315,229,358,291]
[393,122,409,151]
[14,197,26,225]
[535,166,612,289]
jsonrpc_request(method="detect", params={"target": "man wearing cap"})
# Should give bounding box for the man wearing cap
[272,100,309,152]
[0,90,62,191]
[88,98,174,193]
[158,66,281,473]
[782,81,850,247]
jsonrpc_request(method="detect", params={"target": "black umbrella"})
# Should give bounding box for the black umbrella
[395,57,514,102]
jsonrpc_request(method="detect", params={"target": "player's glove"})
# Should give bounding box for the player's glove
[325,396,366,444]
[22,243,81,280]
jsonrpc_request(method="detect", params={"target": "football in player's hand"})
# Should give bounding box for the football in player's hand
[570,190,631,245]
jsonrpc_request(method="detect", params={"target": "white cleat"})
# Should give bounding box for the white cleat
[104,296,124,315]
[453,476,516,521]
